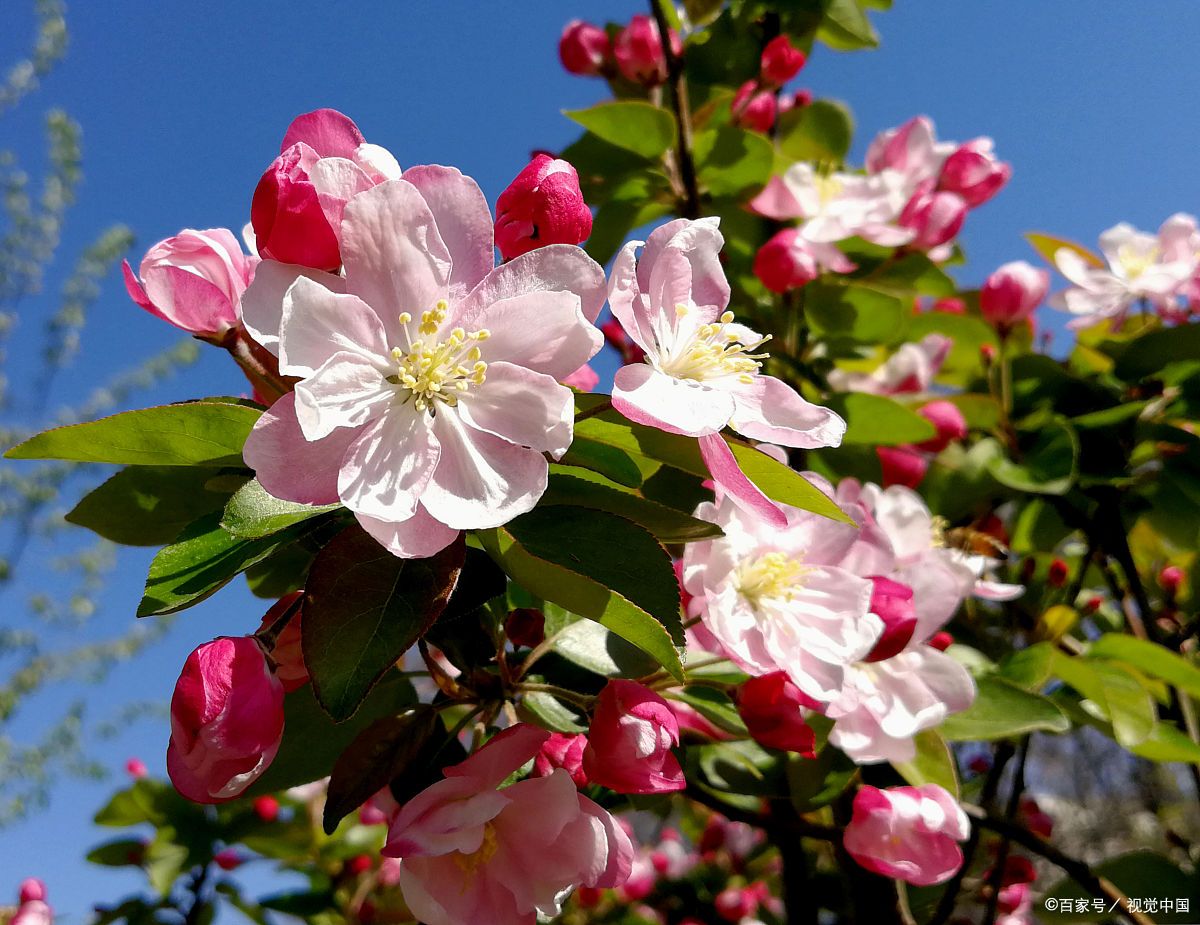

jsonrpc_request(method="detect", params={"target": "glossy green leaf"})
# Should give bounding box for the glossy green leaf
[817,0,879,50]
[547,614,661,679]
[519,691,587,733]
[221,478,341,538]
[666,687,746,735]
[1051,653,1155,748]
[694,125,774,197]
[825,393,937,446]
[892,730,959,797]
[778,99,855,163]
[1115,322,1200,380]
[1087,634,1200,701]
[805,279,907,343]
[1128,722,1200,763]
[787,745,857,813]
[565,101,677,159]
[542,470,722,543]
[940,676,1069,741]
[988,419,1078,495]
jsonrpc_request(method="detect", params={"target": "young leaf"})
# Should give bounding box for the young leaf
[5,401,262,466]
[304,527,465,721]
[1087,634,1200,701]
[564,101,677,159]
[221,478,342,539]
[825,393,937,446]
[694,125,774,197]
[1025,231,1103,269]
[542,470,722,543]
[891,730,960,797]
[940,676,1069,741]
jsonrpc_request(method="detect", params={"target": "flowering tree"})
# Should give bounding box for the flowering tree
[6,3,1200,925]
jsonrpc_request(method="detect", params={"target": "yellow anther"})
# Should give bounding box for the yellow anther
[735,552,810,611]
[398,311,412,324]
[675,304,689,318]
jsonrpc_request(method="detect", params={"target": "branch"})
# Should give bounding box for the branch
[648,1,700,219]
[982,737,1030,925]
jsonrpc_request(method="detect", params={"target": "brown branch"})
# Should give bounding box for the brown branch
[982,737,1030,925]
[648,1,700,219]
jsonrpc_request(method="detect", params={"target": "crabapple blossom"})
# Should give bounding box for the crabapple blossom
[864,116,952,186]
[876,445,929,489]
[614,15,679,86]
[915,399,968,454]
[842,784,969,886]
[760,35,806,86]
[167,636,285,804]
[12,899,52,925]
[383,724,633,925]
[752,227,855,293]
[682,487,881,703]
[938,138,1011,207]
[862,576,918,662]
[18,881,45,904]
[897,181,967,251]
[559,20,611,77]
[607,218,845,526]
[1161,565,1184,595]
[732,80,776,133]
[979,260,1050,333]
[504,607,545,648]
[736,672,818,755]
[122,228,255,339]
[583,680,686,794]
[242,172,604,558]
[494,155,593,261]
[827,333,951,396]
[124,757,147,779]
[533,732,588,788]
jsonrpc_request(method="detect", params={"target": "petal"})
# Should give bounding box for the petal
[612,364,734,437]
[293,351,393,440]
[338,406,440,522]
[422,410,549,530]
[698,433,788,529]
[355,505,459,559]
[242,393,357,505]
[278,276,390,376]
[307,156,376,237]
[280,108,364,158]
[240,260,346,354]
[141,266,237,335]
[403,165,495,300]
[457,362,574,457]
[469,290,600,379]
[606,240,657,355]
[458,243,606,323]
[341,179,452,343]
[730,375,846,449]
[643,217,729,318]
[749,173,804,220]
[445,724,550,787]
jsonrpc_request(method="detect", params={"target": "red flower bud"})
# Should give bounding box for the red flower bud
[931,296,966,315]
[760,35,807,86]
[938,138,1011,208]
[736,672,818,756]
[980,261,1049,332]
[927,631,954,652]
[1160,565,1185,595]
[505,607,546,649]
[915,400,968,453]
[732,80,777,134]
[214,849,243,871]
[898,181,967,251]
[1048,558,1069,588]
[533,732,589,788]
[614,14,680,86]
[346,855,373,876]
[253,795,280,823]
[583,680,685,794]
[495,155,593,261]
[559,20,611,77]
[753,228,820,294]
[125,757,148,779]
[877,445,928,489]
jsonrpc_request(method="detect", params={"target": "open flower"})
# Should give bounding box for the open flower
[827,334,951,396]
[607,218,845,525]
[843,784,969,886]
[243,172,604,557]
[383,725,633,925]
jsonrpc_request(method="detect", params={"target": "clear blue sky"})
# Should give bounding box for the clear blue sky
[3,1,1200,919]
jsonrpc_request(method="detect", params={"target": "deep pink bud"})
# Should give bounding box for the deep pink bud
[760,35,807,86]
[559,20,611,76]
[167,636,285,804]
[863,577,919,662]
[504,607,546,649]
[979,260,1049,332]
[533,732,589,788]
[877,445,928,489]
[931,296,966,315]
[280,108,365,159]
[898,181,967,251]
[125,757,148,779]
[256,591,308,693]
[1160,565,1184,595]
[214,849,243,871]
[788,89,813,110]
[732,80,777,133]
[927,631,953,651]
[583,680,685,794]
[251,142,342,271]
[253,795,280,823]
[495,155,593,261]
[736,671,818,756]
[346,854,373,876]
[980,343,997,364]
[614,14,680,86]
[938,138,1010,208]
[915,400,968,453]
[1082,594,1103,615]
[753,228,819,293]
[18,880,46,904]
[715,886,758,922]
[1048,558,1069,588]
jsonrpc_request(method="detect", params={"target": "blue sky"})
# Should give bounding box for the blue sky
[3,1,1200,919]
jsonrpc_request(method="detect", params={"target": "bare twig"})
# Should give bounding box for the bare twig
[648,1,700,219]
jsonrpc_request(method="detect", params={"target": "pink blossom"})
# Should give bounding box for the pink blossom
[732,81,777,133]
[1161,565,1185,595]
[562,362,599,392]
[360,788,400,826]
[876,445,928,489]
[12,901,52,925]
[242,173,604,558]
[559,20,611,77]
[256,591,307,692]
[122,228,255,339]
[753,227,855,293]
[125,757,148,779]
[898,181,967,252]
[214,849,243,871]
[18,881,46,904]
[619,853,658,901]
[533,732,589,788]
[583,680,685,794]
[607,218,844,525]
[614,15,679,86]
[862,577,918,662]
[843,784,969,886]
[736,672,818,755]
[938,138,1010,208]
[251,109,401,271]
[827,334,951,395]
[979,260,1049,333]
[864,116,952,185]
[760,35,806,86]
[715,886,759,922]
[915,400,968,453]
[682,487,881,704]
[384,725,633,925]
[495,155,593,261]
[167,636,285,804]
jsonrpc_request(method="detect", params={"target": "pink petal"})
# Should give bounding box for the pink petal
[730,375,846,449]
[698,433,788,528]
[606,240,657,355]
[242,393,357,505]
[403,165,496,300]
[644,217,729,319]
[457,362,574,457]
[122,259,157,313]
[562,363,599,392]
[240,260,346,355]
[749,174,804,220]
[445,724,550,788]
[338,407,440,522]
[467,290,600,379]
[280,108,365,159]
[612,364,734,437]
[458,243,606,323]
[141,265,238,334]
[307,156,375,237]
[292,351,392,440]
[278,276,390,376]
[355,505,459,559]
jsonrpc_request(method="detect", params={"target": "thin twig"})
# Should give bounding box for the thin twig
[648,0,700,219]
[982,737,1030,925]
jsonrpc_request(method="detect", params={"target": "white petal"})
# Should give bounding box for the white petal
[338,406,440,522]
[612,364,734,437]
[293,351,392,440]
[240,260,345,354]
[468,290,600,379]
[457,362,574,457]
[278,276,390,377]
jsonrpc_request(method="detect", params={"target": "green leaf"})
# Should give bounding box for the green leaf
[304,527,464,721]
[5,401,261,466]
[145,830,190,897]
[1051,653,1156,747]
[996,642,1056,690]
[548,615,661,678]
[1087,634,1200,701]
[940,676,1069,740]
[1128,722,1200,763]
[542,470,722,543]
[564,101,677,159]
[66,466,241,546]
[988,419,1079,495]
[805,279,906,343]
[322,707,440,834]
[1115,322,1200,380]
[478,506,684,679]
[892,730,959,797]
[138,512,299,616]
[221,478,341,539]
[817,0,879,49]
[868,253,956,298]
[777,99,855,163]
[787,746,857,813]
[86,838,146,867]
[666,687,747,735]
[519,691,587,733]
[1025,231,1103,269]
[825,393,937,446]
[94,779,174,827]
[694,125,774,197]
[559,435,648,488]
[697,739,787,797]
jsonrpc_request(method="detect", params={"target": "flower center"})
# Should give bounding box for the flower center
[1116,243,1159,281]
[657,306,770,384]
[735,551,810,610]
[814,172,844,208]
[454,822,499,875]
[388,300,491,413]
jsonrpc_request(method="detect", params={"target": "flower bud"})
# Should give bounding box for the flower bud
[715,886,758,922]
[898,182,967,251]
[494,155,593,261]
[559,20,611,77]
[863,577,918,662]
[927,631,953,652]
[1160,565,1184,595]
[12,901,51,925]
[583,680,685,794]
[214,849,243,871]
[253,795,280,823]
[931,296,966,315]
[843,785,970,886]
[125,757,148,779]
[602,319,647,364]
[1019,795,1054,838]
[122,229,254,339]
[1048,558,1069,588]
[915,400,968,453]
[938,138,1011,208]
[760,35,807,86]
[877,445,928,489]
[346,855,374,876]
[778,89,812,114]
[980,343,997,364]
[534,732,589,788]
[736,672,818,756]
[753,228,819,293]
[979,260,1049,332]
[167,636,285,804]
[251,142,343,271]
[732,80,777,133]
[256,591,308,692]
[505,607,546,648]
[18,881,46,904]
[614,14,680,86]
